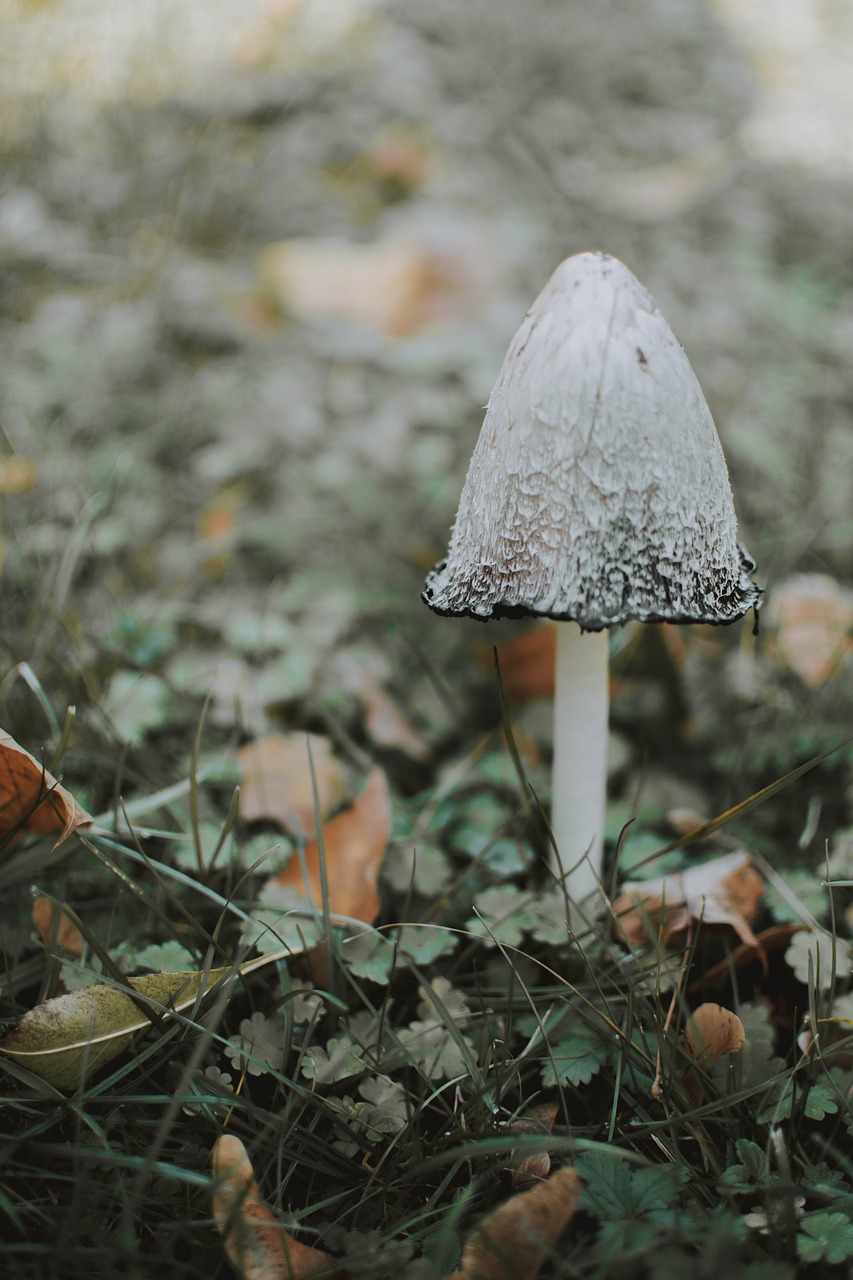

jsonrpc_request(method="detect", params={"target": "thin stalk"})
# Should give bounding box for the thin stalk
[550,623,609,900]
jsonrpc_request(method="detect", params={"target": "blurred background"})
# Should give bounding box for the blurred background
[1,0,852,796]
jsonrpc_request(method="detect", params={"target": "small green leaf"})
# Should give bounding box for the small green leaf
[224,1011,288,1077]
[797,1211,853,1265]
[541,1029,608,1087]
[785,930,852,988]
[719,1140,776,1195]
[301,1034,366,1084]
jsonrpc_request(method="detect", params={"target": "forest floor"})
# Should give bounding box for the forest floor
[2,2,853,1278]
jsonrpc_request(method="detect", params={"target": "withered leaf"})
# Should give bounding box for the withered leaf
[447,1166,583,1280]
[768,573,853,686]
[614,850,764,950]
[237,734,348,842]
[0,968,231,1089]
[271,766,391,926]
[477,626,556,703]
[212,1135,340,1280]
[32,895,85,956]
[684,1003,746,1068]
[0,728,92,851]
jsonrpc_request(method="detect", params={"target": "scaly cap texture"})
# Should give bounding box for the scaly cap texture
[423,252,760,629]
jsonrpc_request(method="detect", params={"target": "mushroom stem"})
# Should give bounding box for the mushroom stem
[551,624,609,900]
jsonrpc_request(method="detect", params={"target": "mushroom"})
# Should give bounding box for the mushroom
[423,252,760,903]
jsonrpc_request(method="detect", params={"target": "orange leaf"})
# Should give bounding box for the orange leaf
[450,1167,583,1280]
[476,626,556,703]
[272,766,390,925]
[684,1003,745,1068]
[32,896,85,956]
[0,729,92,851]
[613,851,764,950]
[768,573,853,686]
[212,1135,340,1280]
[237,734,348,842]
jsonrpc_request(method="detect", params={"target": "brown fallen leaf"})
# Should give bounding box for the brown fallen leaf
[688,923,809,993]
[257,214,497,339]
[212,1135,340,1280]
[0,728,92,851]
[335,652,429,760]
[0,455,38,494]
[445,1166,583,1280]
[613,850,764,950]
[477,626,556,703]
[767,573,853,686]
[271,766,391,926]
[32,895,85,956]
[506,1102,559,1189]
[684,1003,746,1069]
[238,734,348,842]
[198,482,248,577]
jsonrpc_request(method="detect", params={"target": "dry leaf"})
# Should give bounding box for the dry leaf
[0,728,92,850]
[506,1102,559,1189]
[0,455,38,494]
[684,1003,746,1068]
[477,626,556,703]
[767,574,853,686]
[614,850,764,950]
[0,967,230,1089]
[198,482,248,577]
[689,923,809,992]
[32,895,84,956]
[238,734,348,842]
[335,652,429,760]
[448,1166,583,1280]
[272,766,391,926]
[212,1135,340,1280]
[257,217,496,339]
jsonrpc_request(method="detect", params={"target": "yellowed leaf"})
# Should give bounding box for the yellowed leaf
[237,734,348,842]
[450,1167,583,1280]
[768,573,853,686]
[614,851,764,950]
[212,1135,340,1280]
[0,728,92,851]
[0,967,231,1089]
[684,1003,746,1068]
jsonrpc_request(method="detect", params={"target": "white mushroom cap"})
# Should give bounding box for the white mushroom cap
[423,252,760,630]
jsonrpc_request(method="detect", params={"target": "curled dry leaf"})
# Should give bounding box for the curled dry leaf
[272,766,391,926]
[684,1003,746,1068]
[0,967,231,1089]
[212,1135,340,1280]
[237,734,348,842]
[0,728,92,851]
[32,895,85,956]
[766,573,853,686]
[476,626,556,704]
[447,1166,583,1280]
[613,850,764,951]
[506,1102,559,1189]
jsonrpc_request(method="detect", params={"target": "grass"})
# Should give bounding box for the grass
[2,682,853,1279]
